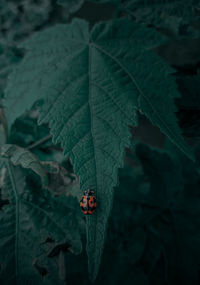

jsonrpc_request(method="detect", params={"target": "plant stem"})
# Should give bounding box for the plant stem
[27,134,52,150]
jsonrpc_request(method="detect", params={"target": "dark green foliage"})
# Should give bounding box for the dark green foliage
[0,0,52,44]
[5,16,194,280]
[119,0,200,33]
[0,44,22,99]
[9,111,51,149]
[132,143,200,285]
[58,0,200,35]
[0,1,199,284]
[0,160,82,284]
[62,142,200,285]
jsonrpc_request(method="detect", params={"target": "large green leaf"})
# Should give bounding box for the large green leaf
[5,18,193,280]
[0,160,82,284]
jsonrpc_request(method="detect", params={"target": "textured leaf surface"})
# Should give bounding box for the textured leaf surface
[1,144,48,187]
[0,160,82,284]
[5,18,193,280]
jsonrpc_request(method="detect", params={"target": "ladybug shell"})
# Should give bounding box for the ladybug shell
[80,191,97,215]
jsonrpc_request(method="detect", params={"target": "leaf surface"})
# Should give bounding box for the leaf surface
[5,18,193,280]
[0,160,82,284]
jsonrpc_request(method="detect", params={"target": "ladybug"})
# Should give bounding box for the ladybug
[80,189,97,215]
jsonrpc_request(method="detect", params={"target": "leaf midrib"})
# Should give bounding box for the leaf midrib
[86,42,99,270]
[5,161,68,280]
[7,161,19,279]
[88,43,98,192]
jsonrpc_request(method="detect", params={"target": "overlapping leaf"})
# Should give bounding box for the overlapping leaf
[0,159,82,284]
[5,18,193,280]
[1,144,48,187]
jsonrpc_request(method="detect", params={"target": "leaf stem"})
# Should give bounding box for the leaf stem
[27,134,52,150]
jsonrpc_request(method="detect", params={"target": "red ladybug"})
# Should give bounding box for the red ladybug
[80,189,97,215]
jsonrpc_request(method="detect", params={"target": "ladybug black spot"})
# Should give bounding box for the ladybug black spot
[80,190,97,215]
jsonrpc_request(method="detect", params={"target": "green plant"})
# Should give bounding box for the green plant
[0,1,199,284]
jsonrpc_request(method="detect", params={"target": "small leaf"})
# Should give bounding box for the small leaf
[0,144,48,187]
